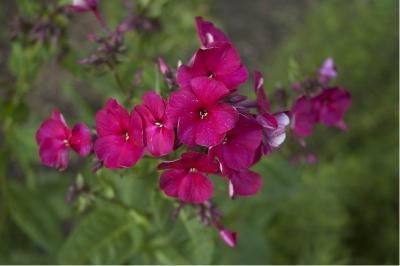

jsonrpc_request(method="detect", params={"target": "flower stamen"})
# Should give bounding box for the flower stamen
[199,109,208,119]
[63,139,70,147]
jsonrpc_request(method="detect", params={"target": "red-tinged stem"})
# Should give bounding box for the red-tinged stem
[92,8,111,34]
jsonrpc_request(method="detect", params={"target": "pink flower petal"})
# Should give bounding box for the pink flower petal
[190,77,230,105]
[207,104,239,134]
[159,169,187,198]
[319,57,337,85]
[129,109,145,147]
[141,91,166,120]
[70,123,93,156]
[195,16,230,48]
[219,115,262,170]
[254,70,270,114]
[219,229,237,248]
[95,99,130,137]
[195,121,225,147]
[205,44,241,74]
[145,125,174,157]
[256,113,278,130]
[94,135,144,169]
[178,172,213,203]
[36,119,71,145]
[177,111,198,147]
[166,89,201,126]
[176,65,199,91]
[217,64,248,92]
[229,169,262,197]
[39,138,69,171]
[313,87,351,127]
[291,95,318,137]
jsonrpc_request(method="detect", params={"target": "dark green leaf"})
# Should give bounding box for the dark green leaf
[58,202,142,264]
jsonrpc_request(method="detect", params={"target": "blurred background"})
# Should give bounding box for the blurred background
[0,0,398,264]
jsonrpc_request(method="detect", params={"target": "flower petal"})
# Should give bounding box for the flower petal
[195,16,230,47]
[94,135,144,169]
[229,169,262,197]
[159,169,187,198]
[253,70,270,113]
[145,126,174,157]
[219,229,237,248]
[205,44,241,75]
[166,89,201,126]
[96,99,130,137]
[178,172,214,203]
[217,64,248,91]
[142,91,166,120]
[190,77,230,105]
[39,138,69,171]
[129,109,145,147]
[207,103,239,134]
[177,111,198,147]
[36,118,71,145]
[220,115,262,170]
[70,123,93,156]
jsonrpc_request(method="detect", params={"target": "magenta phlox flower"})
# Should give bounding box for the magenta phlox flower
[167,77,239,147]
[36,111,92,171]
[136,92,175,157]
[158,151,219,203]
[177,43,248,92]
[94,99,145,169]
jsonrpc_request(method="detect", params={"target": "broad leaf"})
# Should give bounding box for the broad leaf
[58,202,142,264]
[181,210,215,264]
[7,182,63,254]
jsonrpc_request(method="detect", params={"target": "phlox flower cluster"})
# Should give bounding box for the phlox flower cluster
[36,1,351,248]
[291,58,352,139]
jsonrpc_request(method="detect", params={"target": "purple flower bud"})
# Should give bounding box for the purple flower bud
[158,57,170,75]
[319,58,337,85]
[219,229,237,248]
[69,0,98,12]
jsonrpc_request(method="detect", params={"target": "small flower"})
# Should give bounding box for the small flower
[219,229,237,248]
[291,95,318,137]
[254,71,290,154]
[158,152,219,203]
[177,43,248,92]
[210,115,262,171]
[158,57,170,75]
[157,57,177,87]
[256,112,290,155]
[254,70,270,114]
[36,111,92,171]
[319,57,337,85]
[94,99,144,169]
[69,0,98,13]
[167,77,239,147]
[136,92,175,157]
[228,169,262,198]
[313,87,351,130]
[195,17,230,48]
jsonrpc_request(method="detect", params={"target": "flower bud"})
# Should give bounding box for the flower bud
[219,229,237,248]
[69,0,98,12]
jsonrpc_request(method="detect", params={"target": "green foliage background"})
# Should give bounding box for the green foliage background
[0,0,398,264]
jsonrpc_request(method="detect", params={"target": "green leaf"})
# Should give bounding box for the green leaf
[181,210,215,264]
[7,182,63,254]
[288,57,301,83]
[154,248,191,265]
[150,190,173,230]
[58,202,142,264]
